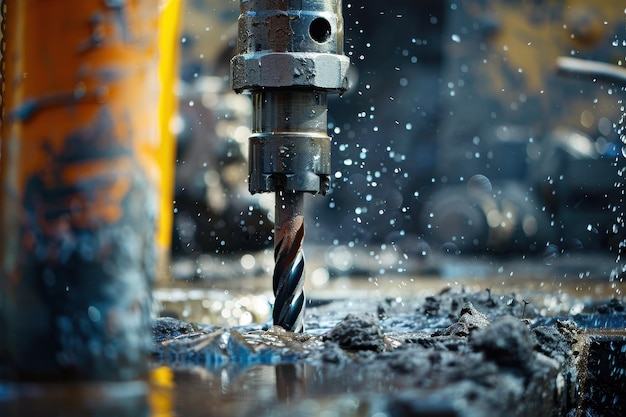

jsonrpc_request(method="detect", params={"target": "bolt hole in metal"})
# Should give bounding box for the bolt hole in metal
[309,17,331,43]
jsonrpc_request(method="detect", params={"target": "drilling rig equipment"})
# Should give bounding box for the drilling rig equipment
[231,0,349,332]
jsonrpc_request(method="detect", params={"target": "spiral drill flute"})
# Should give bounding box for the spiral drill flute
[231,0,349,332]
[273,190,305,330]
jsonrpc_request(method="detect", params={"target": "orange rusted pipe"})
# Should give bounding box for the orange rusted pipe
[0,0,177,380]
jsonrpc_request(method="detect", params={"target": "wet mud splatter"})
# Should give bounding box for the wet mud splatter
[151,288,611,417]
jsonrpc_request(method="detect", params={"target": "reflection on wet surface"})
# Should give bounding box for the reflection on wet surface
[162,362,457,417]
[1,362,462,417]
[2,253,625,417]
[0,380,150,417]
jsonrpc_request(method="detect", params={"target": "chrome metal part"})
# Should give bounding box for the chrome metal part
[231,0,349,93]
[231,0,348,331]
[249,89,331,194]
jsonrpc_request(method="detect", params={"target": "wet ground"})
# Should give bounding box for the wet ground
[150,250,626,417]
[148,286,625,417]
[2,251,626,416]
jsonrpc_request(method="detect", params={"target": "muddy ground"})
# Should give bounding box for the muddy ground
[152,288,626,417]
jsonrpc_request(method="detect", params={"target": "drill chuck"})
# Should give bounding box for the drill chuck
[249,90,331,193]
[231,0,349,195]
[231,0,349,94]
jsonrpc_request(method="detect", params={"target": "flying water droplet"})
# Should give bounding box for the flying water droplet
[543,244,559,265]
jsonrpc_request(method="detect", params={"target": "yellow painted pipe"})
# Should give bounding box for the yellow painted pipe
[0,0,178,380]
[157,0,181,275]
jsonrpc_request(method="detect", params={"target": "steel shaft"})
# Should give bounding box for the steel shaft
[273,190,305,331]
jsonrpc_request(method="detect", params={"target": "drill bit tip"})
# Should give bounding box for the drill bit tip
[272,190,306,332]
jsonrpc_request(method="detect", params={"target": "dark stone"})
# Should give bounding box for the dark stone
[595,298,625,314]
[153,317,195,343]
[469,316,536,370]
[377,303,389,320]
[533,325,573,363]
[442,302,490,336]
[423,296,441,316]
[324,313,386,353]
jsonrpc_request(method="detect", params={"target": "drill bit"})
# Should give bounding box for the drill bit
[231,0,349,332]
[273,190,305,331]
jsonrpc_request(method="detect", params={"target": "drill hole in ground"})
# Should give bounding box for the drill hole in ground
[309,17,332,43]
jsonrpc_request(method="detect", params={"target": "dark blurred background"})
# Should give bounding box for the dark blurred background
[170,0,626,262]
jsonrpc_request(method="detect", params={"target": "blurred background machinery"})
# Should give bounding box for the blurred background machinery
[170,5,274,256]
[430,0,626,254]
[170,0,626,263]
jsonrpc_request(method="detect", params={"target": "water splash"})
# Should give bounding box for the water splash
[610,34,626,296]
[611,104,626,295]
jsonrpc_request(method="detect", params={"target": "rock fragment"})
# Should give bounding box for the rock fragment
[324,313,387,353]
[442,302,490,336]
[469,315,536,370]
[153,316,196,343]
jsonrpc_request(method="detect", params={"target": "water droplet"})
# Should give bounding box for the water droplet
[587,224,599,234]
[543,244,559,265]
[467,174,492,194]
[87,306,101,322]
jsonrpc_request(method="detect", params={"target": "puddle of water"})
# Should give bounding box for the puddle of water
[0,363,459,417]
[0,380,149,417]
[149,361,472,417]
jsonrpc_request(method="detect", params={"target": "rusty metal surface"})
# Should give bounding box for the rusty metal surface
[0,0,169,380]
